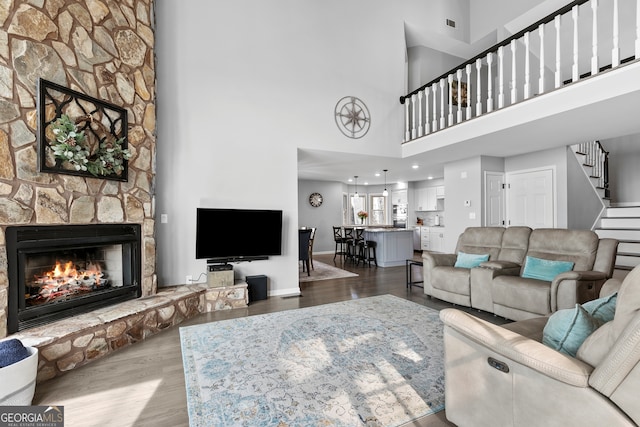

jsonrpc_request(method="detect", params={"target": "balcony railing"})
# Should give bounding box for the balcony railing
[400,0,640,143]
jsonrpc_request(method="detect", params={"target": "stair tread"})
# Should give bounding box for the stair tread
[615,265,635,271]
[617,252,640,257]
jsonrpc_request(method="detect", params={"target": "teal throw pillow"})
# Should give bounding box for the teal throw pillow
[521,256,574,282]
[582,292,617,323]
[542,304,604,357]
[454,252,489,269]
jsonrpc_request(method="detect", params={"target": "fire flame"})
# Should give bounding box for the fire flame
[45,260,102,284]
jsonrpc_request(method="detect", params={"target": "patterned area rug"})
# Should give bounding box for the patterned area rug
[180,295,445,427]
[299,260,358,283]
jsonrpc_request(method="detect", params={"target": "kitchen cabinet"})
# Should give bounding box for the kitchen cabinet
[420,226,430,250]
[429,228,445,252]
[391,190,407,205]
[416,187,438,211]
[436,185,445,198]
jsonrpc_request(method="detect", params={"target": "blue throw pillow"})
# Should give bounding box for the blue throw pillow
[583,292,617,323]
[521,256,574,282]
[542,305,604,357]
[454,252,489,269]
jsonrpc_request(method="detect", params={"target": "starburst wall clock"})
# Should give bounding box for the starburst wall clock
[334,96,370,139]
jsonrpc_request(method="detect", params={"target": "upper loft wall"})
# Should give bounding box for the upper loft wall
[407,46,465,92]
[470,0,548,42]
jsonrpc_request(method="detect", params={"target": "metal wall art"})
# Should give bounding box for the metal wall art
[38,78,131,181]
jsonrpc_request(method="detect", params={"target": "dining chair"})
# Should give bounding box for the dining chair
[299,229,312,275]
[308,227,317,270]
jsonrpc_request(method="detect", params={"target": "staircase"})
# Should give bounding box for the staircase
[596,207,640,278]
[572,142,640,279]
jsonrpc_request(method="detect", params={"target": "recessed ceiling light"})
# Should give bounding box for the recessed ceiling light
[348,178,353,182]
[364,182,369,185]
[375,173,381,177]
[412,165,419,169]
[427,176,433,180]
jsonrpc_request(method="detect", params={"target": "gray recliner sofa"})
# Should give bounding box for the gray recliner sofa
[423,227,618,320]
[440,264,640,426]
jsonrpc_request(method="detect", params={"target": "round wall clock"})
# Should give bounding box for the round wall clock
[334,96,371,139]
[309,192,323,207]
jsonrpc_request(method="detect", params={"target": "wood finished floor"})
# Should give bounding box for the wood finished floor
[33,252,508,427]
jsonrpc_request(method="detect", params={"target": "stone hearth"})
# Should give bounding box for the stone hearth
[12,282,248,383]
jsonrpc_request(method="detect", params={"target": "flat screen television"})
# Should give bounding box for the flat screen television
[195,208,283,262]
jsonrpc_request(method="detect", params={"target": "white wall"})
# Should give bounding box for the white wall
[604,133,640,205]
[155,0,417,295]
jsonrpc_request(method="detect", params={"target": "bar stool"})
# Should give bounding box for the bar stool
[332,226,348,261]
[347,227,364,263]
[357,240,378,267]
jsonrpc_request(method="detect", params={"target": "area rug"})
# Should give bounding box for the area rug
[299,260,359,282]
[180,294,445,427]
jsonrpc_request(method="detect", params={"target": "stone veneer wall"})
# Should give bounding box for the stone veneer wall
[0,0,157,338]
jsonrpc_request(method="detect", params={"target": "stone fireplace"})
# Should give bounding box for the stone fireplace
[6,224,142,333]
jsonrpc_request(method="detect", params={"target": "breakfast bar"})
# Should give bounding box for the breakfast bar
[363,228,414,267]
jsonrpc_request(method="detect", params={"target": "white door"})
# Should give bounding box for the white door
[484,172,505,227]
[506,168,555,228]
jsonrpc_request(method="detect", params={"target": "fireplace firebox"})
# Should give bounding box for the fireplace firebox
[6,224,141,333]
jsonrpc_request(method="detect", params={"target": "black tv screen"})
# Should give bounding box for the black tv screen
[196,208,283,261]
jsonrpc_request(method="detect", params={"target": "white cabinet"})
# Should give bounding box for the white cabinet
[429,228,445,252]
[420,226,430,250]
[391,190,407,205]
[416,186,445,211]
[416,188,438,211]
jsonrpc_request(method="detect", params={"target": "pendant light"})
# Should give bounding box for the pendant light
[382,169,388,197]
[354,176,358,195]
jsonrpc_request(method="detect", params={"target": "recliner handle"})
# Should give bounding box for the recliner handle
[488,357,510,373]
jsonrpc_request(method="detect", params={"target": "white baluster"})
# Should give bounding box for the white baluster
[432,82,438,132]
[592,0,599,75]
[498,47,505,109]
[510,40,517,104]
[612,0,620,67]
[539,23,546,94]
[465,64,472,120]
[417,91,423,137]
[475,58,483,116]
[524,32,531,99]
[448,74,454,127]
[439,78,446,130]
[487,52,494,112]
[456,69,463,123]
[555,15,562,89]
[424,87,430,135]
[572,5,579,82]
[404,99,410,142]
[411,94,417,140]
[636,0,640,58]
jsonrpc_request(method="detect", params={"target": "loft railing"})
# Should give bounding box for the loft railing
[400,0,640,142]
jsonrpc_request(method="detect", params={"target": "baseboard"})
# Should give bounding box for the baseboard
[610,202,640,207]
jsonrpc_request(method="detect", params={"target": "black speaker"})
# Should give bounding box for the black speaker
[246,275,267,303]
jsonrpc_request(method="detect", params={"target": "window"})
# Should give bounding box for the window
[369,194,387,225]
[349,194,367,224]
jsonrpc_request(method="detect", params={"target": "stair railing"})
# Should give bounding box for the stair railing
[400,0,640,143]
[576,141,610,199]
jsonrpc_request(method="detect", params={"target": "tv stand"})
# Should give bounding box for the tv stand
[206,256,268,265]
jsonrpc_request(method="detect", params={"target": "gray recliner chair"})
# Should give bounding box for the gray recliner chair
[440,264,640,426]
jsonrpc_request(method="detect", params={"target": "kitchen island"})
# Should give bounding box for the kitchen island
[363,228,414,267]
